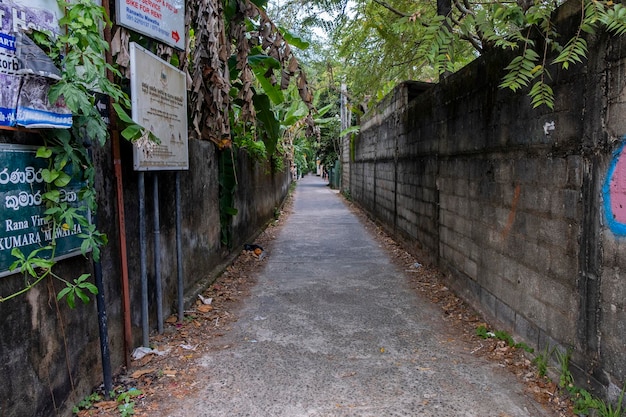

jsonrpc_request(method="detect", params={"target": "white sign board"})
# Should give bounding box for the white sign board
[116,0,184,50]
[130,42,188,171]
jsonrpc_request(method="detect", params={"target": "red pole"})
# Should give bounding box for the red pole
[102,1,133,369]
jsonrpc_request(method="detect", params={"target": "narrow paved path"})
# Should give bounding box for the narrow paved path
[165,175,554,417]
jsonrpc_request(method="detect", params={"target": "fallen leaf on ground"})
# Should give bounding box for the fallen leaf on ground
[93,401,118,411]
[197,304,213,313]
[131,368,156,379]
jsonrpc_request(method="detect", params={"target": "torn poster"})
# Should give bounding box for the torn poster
[15,75,72,128]
[0,0,64,128]
[13,31,71,129]
[0,38,19,126]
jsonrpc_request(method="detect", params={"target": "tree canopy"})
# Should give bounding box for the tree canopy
[268,0,626,111]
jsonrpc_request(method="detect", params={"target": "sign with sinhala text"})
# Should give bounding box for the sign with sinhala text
[130,42,188,171]
[0,144,89,278]
[116,0,184,50]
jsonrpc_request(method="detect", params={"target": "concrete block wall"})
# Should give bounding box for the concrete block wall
[598,37,626,386]
[435,154,582,346]
[346,0,626,394]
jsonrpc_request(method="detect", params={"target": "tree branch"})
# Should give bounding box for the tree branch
[453,0,475,17]
[448,13,485,53]
[372,0,410,17]
[460,32,485,53]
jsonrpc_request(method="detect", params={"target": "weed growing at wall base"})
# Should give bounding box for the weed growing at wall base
[72,392,102,414]
[475,325,534,353]
[116,388,142,417]
[72,387,143,416]
[475,327,626,416]
[537,345,626,417]
[342,189,352,201]
[532,344,555,378]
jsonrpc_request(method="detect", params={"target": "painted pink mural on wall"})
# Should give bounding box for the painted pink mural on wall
[604,143,626,235]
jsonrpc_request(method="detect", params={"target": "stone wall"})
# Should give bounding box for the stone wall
[344,0,626,396]
[0,135,290,416]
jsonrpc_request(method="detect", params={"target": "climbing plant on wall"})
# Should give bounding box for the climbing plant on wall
[1,0,153,306]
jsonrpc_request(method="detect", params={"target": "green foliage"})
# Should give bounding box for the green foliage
[73,388,142,417]
[224,33,317,234]
[291,136,310,176]
[570,385,626,416]
[331,0,448,105]
[9,247,55,280]
[476,339,626,417]
[554,347,573,390]
[474,332,626,416]
[474,325,533,353]
[424,19,456,75]
[573,388,598,415]
[43,0,129,147]
[600,4,626,36]
[340,126,360,137]
[112,103,159,144]
[492,329,516,346]
[249,53,285,105]
[72,392,102,414]
[227,34,312,166]
[218,149,238,247]
[117,388,142,417]
[1,0,146,307]
[56,274,98,309]
[532,344,555,378]
[549,347,622,416]
[278,0,626,111]
[271,154,286,172]
[253,93,282,157]
[553,37,588,70]
[349,134,356,162]
[529,81,554,109]
[499,48,541,92]
[240,137,268,161]
[475,324,491,339]
[279,27,311,50]
[469,0,626,108]
[592,384,626,417]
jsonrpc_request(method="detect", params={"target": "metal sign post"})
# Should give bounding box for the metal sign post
[129,42,188,345]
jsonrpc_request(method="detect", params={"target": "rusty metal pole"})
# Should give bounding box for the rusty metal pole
[101,0,133,368]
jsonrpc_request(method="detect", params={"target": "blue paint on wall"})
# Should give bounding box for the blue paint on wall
[603,140,626,236]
